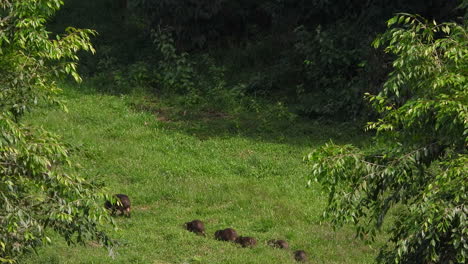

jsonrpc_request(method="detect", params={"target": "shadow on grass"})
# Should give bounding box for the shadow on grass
[66,81,370,147]
[129,95,369,147]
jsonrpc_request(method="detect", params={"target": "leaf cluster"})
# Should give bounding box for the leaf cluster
[0,0,96,120]
[0,113,113,263]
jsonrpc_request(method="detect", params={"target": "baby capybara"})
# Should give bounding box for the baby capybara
[185,220,205,236]
[235,236,257,248]
[268,239,289,249]
[214,228,238,242]
[105,194,131,217]
[294,250,307,262]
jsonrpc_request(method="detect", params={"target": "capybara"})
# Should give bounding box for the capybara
[268,239,289,249]
[214,228,238,242]
[105,194,131,217]
[235,236,257,247]
[185,220,205,236]
[294,250,307,262]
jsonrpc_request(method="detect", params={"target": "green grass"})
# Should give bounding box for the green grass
[21,84,378,263]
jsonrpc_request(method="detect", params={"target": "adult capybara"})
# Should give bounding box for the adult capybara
[214,228,238,242]
[268,239,289,249]
[235,236,257,247]
[105,194,131,217]
[185,220,205,236]
[294,250,307,262]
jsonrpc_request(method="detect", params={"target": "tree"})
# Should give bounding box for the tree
[0,1,113,262]
[306,14,467,263]
[0,0,96,120]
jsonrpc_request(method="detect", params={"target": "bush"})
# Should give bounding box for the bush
[0,0,96,120]
[306,14,467,263]
[293,23,377,118]
[151,29,250,111]
[0,114,113,262]
[0,1,113,262]
[152,28,197,95]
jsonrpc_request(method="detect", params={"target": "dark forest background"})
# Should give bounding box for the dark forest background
[48,0,464,120]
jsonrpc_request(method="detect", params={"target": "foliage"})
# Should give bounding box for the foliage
[150,28,299,131]
[134,0,274,49]
[134,0,454,49]
[90,58,151,93]
[0,0,96,120]
[152,29,197,95]
[293,23,370,117]
[0,113,113,263]
[45,0,462,120]
[307,14,467,263]
[0,0,113,262]
[151,29,249,111]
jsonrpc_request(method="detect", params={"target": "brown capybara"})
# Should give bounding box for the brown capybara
[268,239,289,249]
[105,194,131,217]
[235,236,257,248]
[294,250,307,262]
[185,220,205,236]
[214,228,238,242]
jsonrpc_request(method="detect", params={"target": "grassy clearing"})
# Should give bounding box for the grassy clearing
[22,84,377,263]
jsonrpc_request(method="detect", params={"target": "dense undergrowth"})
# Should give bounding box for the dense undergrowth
[48,0,462,120]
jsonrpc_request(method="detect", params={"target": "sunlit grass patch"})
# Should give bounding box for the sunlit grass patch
[22,83,378,263]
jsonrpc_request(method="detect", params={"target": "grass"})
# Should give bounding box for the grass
[21,84,378,263]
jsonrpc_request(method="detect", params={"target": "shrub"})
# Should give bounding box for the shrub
[306,14,467,263]
[0,0,95,120]
[293,23,372,118]
[0,1,113,262]
[152,28,197,96]
[0,114,113,262]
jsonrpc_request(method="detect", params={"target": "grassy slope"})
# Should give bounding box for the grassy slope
[22,85,377,264]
